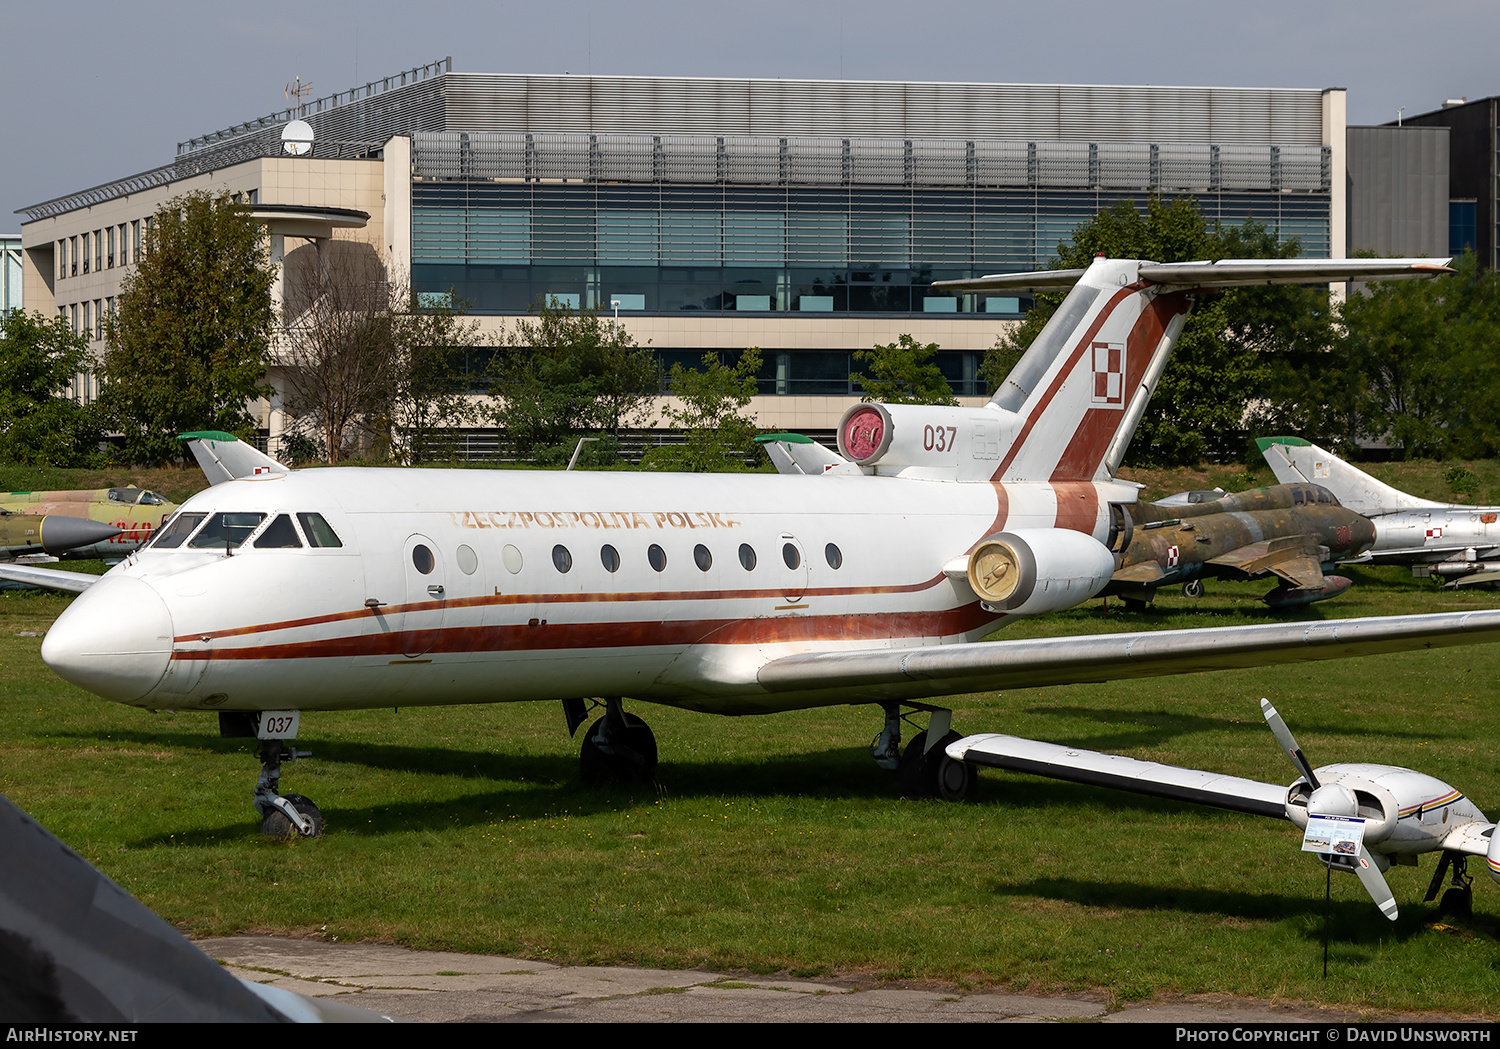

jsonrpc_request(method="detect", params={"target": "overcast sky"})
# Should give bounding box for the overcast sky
[5,0,1497,227]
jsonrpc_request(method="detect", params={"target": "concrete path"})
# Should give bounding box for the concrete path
[199,935,1389,1023]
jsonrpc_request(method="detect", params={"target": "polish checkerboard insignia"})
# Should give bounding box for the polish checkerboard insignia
[1426,527,1443,539]
[1166,544,1179,568]
[1091,341,1125,405]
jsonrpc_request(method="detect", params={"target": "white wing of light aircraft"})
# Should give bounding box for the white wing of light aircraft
[947,699,1499,923]
[1261,436,1500,586]
[17,254,1492,840]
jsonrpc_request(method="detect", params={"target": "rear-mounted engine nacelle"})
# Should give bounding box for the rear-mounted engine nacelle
[837,402,1012,476]
[966,528,1116,616]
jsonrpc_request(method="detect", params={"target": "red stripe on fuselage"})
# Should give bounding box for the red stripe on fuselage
[175,572,951,645]
[1049,294,1190,482]
[1051,482,1101,534]
[171,603,1002,662]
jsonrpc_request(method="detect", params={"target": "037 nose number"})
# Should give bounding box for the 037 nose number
[256,711,301,740]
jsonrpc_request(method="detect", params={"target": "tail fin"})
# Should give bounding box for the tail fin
[180,431,289,486]
[1257,436,1437,513]
[936,256,1452,484]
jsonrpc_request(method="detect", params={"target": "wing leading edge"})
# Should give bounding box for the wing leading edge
[945,733,1289,818]
[755,609,1500,704]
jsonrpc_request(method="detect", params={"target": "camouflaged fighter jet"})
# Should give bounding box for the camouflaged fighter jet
[1106,482,1376,610]
[0,487,179,560]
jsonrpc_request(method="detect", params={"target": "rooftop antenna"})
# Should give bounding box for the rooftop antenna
[285,76,313,117]
[282,76,316,157]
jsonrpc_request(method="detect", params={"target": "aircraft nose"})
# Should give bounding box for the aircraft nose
[41,576,172,703]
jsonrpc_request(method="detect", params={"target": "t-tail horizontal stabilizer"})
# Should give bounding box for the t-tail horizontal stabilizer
[180,431,289,486]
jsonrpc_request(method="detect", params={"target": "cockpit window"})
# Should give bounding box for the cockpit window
[149,512,206,550]
[108,487,143,505]
[297,513,343,549]
[189,512,267,550]
[139,491,166,506]
[253,514,303,549]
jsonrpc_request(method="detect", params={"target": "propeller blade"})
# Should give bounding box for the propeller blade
[1260,698,1320,790]
[1354,846,1399,921]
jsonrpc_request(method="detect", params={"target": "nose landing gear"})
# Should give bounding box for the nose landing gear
[221,711,322,839]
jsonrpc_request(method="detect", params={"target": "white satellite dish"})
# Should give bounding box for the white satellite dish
[282,120,314,156]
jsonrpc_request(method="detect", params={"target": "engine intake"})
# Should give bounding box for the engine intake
[966,529,1116,616]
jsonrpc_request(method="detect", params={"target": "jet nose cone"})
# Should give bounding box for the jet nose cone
[39,515,122,555]
[42,576,172,703]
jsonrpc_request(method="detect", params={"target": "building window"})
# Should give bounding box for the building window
[82,301,91,340]
[71,303,79,334]
[118,224,128,266]
[94,231,102,272]
[131,220,141,260]
[107,227,115,268]
[80,234,88,274]
[93,300,102,340]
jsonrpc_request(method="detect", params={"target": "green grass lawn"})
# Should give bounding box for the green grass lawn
[3,563,1499,1017]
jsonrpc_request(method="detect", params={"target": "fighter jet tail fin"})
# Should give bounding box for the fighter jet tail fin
[180,431,289,486]
[1257,437,1436,514]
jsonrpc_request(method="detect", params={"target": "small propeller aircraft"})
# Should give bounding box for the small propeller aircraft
[947,699,1497,923]
[14,254,1497,840]
[1261,436,1500,588]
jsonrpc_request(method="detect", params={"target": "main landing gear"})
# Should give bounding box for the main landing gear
[1424,851,1475,922]
[873,703,977,802]
[221,711,322,839]
[565,696,658,785]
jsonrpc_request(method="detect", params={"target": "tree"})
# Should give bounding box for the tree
[102,192,276,463]
[1324,253,1500,459]
[851,335,958,405]
[490,299,658,465]
[0,311,101,466]
[981,196,1329,465]
[278,250,480,463]
[642,348,763,471]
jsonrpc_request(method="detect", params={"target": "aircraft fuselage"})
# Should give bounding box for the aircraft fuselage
[43,467,1120,717]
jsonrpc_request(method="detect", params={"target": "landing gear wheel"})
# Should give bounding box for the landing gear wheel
[899,730,976,801]
[579,714,658,785]
[1182,579,1205,599]
[259,794,323,840]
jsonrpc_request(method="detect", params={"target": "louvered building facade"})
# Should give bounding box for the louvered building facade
[18,62,1347,445]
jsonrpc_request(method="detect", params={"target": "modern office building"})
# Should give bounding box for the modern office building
[1399,97,1499,266]
[17,60,1346,451]
[1,234,20,316]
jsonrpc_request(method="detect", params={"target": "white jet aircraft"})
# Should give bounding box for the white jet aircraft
[21,254,1497,840]
[1260,436,1500,586]
[947,699,1499,923]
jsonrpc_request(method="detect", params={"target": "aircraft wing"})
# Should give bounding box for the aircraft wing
[1110,561,1167,585]
[1440,820,1498,858]
[945,733,1289,818]
[1206,534,1325,587]
[755,609,1500,704]
[0,563,100,592]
